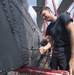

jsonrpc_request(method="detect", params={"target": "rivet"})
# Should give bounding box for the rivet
[16,30,18,32]
[17,63,19,65]
[10,8,13,11]
[4,8,7,11]
[19,27,21,30]
[13,17,15,21]
[9,3,12,7]
[14,24,17,27]
[6,13,8,17]
[11,68,14,70]
[20,39,22,41]
[3,69,5,71]
[16,2,18,5]
[8,18,10,21]
[0,70,2,73]
[2,1,5,5]
[13,30,15,33]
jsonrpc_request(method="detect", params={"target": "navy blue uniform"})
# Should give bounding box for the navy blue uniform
[46,13,73,70]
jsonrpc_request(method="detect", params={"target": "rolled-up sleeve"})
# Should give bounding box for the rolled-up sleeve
[60,13,73,26]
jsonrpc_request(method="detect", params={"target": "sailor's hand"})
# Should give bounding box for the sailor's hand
[69,57,74,75]
[39,47,46,54]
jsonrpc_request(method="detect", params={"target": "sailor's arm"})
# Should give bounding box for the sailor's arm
[39,35,53,54]
[66,21,74,57]
[65,21,74,75]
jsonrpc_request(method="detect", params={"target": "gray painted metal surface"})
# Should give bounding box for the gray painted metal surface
[33,0,45,30]
[57,0,73,14]
[0,0,42,75]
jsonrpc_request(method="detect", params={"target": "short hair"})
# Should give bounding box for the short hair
[40,6,52,15]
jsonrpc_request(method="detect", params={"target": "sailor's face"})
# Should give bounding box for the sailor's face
[41,10,52,21]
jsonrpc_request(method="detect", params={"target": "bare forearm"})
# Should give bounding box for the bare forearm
[39,35,53,54]
[69,32,74,75]
[66,22,74,57]
[66,21,74,75]
[44,42,52,51]
[70,32,74,57]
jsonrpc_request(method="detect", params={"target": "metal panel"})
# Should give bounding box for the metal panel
[57,0,73,14]
[0,0,42,74]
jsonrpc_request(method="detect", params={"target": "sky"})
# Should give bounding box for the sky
[46,0,62,15]
[27,0,37,24]
[28,0,36,6]
[27,0,74,28]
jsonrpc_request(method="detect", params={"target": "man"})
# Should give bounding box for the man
[39,6,74,75]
